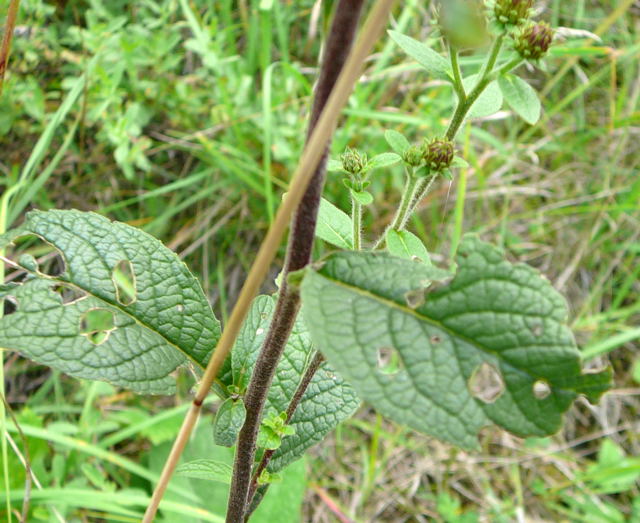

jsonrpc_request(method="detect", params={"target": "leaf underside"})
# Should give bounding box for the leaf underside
[226,295,360,472]
[300,235,612,449]
[0,210,221,394]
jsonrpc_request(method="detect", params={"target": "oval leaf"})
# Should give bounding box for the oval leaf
[384,130,410,155]
[350,190,374,206]
[365,152,401,171]
[315,198,353,250]
[498,73,541,124]
[0,210,221,394]
[300,236,611,449]
[388,30,452,80]
[213,398,247,447]
[386,229,432,265]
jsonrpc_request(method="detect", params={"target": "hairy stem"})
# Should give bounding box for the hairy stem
[372,167,416,249]
[225,2,369,521]
[245,352,325,509]
[142,1,395,520]
[449,43,465,102]
[352,197,362,250]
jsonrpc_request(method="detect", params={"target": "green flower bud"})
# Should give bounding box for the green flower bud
[423,138,454,172]
[494,0,533,27]
[340,147,367,175]
[403,145,423,167]
[438,0,489,50]
[514,22,554,60]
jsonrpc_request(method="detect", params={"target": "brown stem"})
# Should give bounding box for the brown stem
[0,0,21,95]
[246,352,325,506]
[225,2,366,521]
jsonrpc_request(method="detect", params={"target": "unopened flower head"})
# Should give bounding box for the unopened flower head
[403,145,424,167]
[514,21,554,60]
[494,0,534,27]
[423,138,454,172]
[340,147,367,175]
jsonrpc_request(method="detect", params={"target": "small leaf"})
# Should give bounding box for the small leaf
[213,398,247,447]
[386,230,432,265]
[0,210,220,394]
[258,425,282,450]
[451,156,470,168]
[388,30,452,80]
[350,189,374,206]
[315,198,353,250]
[498,74,541,124]
[175,459,232,484]
[326,158,344,172]
[301,236,612,449]
[384,130,410,155]
[462,75,503,118]
[365,152,401,171]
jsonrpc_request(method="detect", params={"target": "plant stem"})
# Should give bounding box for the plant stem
[449,43,465,102]
[445,34,504,141]
[225,2,375,521]
[373,167,416,249]
[352,196,362,250]
[142,1,395,520]
[402,173,437,229]
[245,352,325,509]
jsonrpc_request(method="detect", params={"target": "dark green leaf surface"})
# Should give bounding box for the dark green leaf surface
[213,398,246,447]
[229,295,360,472]
[301,236,611,448]
[0,210,220,394]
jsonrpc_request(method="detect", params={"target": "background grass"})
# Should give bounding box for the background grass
[1,0,639,521]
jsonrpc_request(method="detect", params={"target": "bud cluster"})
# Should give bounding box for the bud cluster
[494,0,534,27]
[514,21,554,60]
[423,138,454,172]
[340,147,367,175]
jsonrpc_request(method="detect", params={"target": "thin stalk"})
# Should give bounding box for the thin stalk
[401,174,436,230]
[351,196,362,250]
[449,43,465,102]
[245,352,325,507]
[141,2,395,520]
[372,167,416,249]
[226,2,371,520]
[445,34,504,141]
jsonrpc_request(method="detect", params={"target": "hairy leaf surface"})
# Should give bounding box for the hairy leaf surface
[301,236,611,448]
[0,210,220,394]
[228,295,360,471]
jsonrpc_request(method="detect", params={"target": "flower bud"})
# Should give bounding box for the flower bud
[403,146,423,167]
[494,0,533,27]
[438,0,489,50]
[423,138,454,172]
[340,147,367,175]
[514,22,554,60]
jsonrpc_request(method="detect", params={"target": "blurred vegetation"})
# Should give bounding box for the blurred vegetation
[1,0,639,521]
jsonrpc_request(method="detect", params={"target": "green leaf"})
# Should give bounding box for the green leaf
[213,398,246,447]
[350,189,374,206]
[386,230,432,265]
[498,74,542,124]
[300,235,612,449]
[0,210,221,394]
[175,459,232,484]
[388,30,452,80]
[250,458,306,523]
[315,198,353,250]
[451,156,470,168]
[384,130,410,155]
[365,152,401,171]
[462,75,503,118]
[228,295,360,472]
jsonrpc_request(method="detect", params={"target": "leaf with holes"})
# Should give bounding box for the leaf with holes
[224,295,360,472]
[0,210,221,394]
[300,236,612,449]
